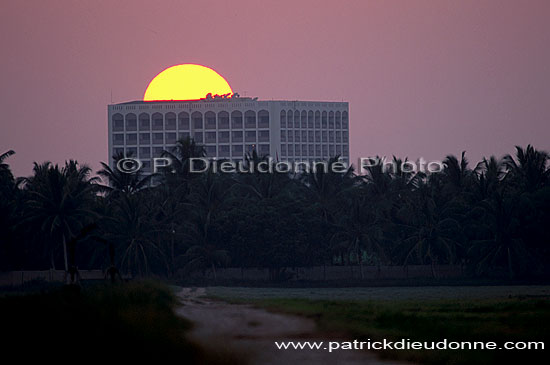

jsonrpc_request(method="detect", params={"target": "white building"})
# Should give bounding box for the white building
[107,97,349,173]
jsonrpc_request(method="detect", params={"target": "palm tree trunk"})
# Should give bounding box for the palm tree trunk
[211,263,217,280]
[62,235,68,273]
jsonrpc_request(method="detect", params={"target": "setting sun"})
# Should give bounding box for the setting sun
[143,64,233,101]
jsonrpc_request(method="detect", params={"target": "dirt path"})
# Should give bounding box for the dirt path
[176,287,406,365]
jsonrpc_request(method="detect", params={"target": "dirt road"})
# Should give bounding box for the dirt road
[176,287,407,365]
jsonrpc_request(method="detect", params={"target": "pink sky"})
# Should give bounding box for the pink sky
[1,0,549,177]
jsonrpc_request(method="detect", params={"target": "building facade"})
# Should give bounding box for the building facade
[107,97,349,173]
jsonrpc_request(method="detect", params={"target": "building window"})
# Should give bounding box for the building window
[126,147,137,157]
[231,131,243,142]
[302,145,308,157]
[258,144,270,156]
[205,145,216,156]
[126,133,137,144]
[152,113,163,130]
[153,147,164,157]
[329,131,334,142]
[287,130,294,142]
[294,111,300,128]
[295,144,301,156]
[165,112,176,130]
[112,113,124,132]
[322,145,328,157]
[179,132,190,140]
[329,145,335,156]
[315,111,320,129]
[308,131,314,142]
[308,144,314,156]
[245,130,256,142]
[219,131,229,143]
[125,113,137,131]
[329,111,334,129]
[152,132,163,144]
[322,111,327,128]
[281,144,287,156]
[295,130,300,142]
[301,111,307,129]
[287,144,294,156]
[258,130,270,142]
[342,111,348,129]
[308,111,313,128]
[178,112,190,130]
[231,111,243,129]
[280,130,286,142]
[193,131,203,143]
[336,131,342,143]
[165,132,177,144]
[218,145,230,157]
[245,110,256,128]
[322,131,327,142]
[335,111,341,129]
[258,110,269,128]
[139,133,150,144]
[192,111,203,129]
[315,131,321,142]
[301,131,307,142]
[139,113,150,131]
[280,110,286,128]
[245,144,256,154]
[343,133,349,143]
[205,131,217,143]
[113,133,124,146]
[343,145,349,156]
[232,144,243,156]
[205,111,216,129]
[315,145,321,156]
[218,111,229,129]
[287,110,293,128]
[140,147,151,158]
[336,145,342,155]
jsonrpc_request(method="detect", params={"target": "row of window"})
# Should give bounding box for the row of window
[280,110,348,129]
[113,144,270,160]
[111,110,270,132]
[280,144,349,157]
[281,130,349,143]
[112,130,271,146]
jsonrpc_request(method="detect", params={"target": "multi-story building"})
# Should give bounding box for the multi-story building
[107,96,349,173]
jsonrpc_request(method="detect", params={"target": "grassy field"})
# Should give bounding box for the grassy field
[207,286,550,364]
[0,281,235,363]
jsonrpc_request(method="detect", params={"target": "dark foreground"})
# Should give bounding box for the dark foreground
[0,281,232,363]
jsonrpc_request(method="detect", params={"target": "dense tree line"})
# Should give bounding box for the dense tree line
[1,140,549,280]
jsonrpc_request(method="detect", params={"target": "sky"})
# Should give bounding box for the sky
[1,0,549,177]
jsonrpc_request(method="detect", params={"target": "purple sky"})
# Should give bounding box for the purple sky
[1,0,549,177]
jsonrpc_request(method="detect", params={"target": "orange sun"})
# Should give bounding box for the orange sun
[143,64,233,101]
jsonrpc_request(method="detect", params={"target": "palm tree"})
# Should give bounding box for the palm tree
[97,153,154,198]
[22,161,98,274]
[0,150,15,191]
[395,192,464,277]
[442,151,473,196]
[468,191,532,279]
[504,145,549,192]
[105,193,163,276]
[331,196,386,279]
[473,156,507,200]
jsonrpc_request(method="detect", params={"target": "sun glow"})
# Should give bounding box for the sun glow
[143,64,233,101]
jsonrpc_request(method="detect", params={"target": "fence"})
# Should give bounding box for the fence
[0,270,105,287]
[186,264,464,281]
